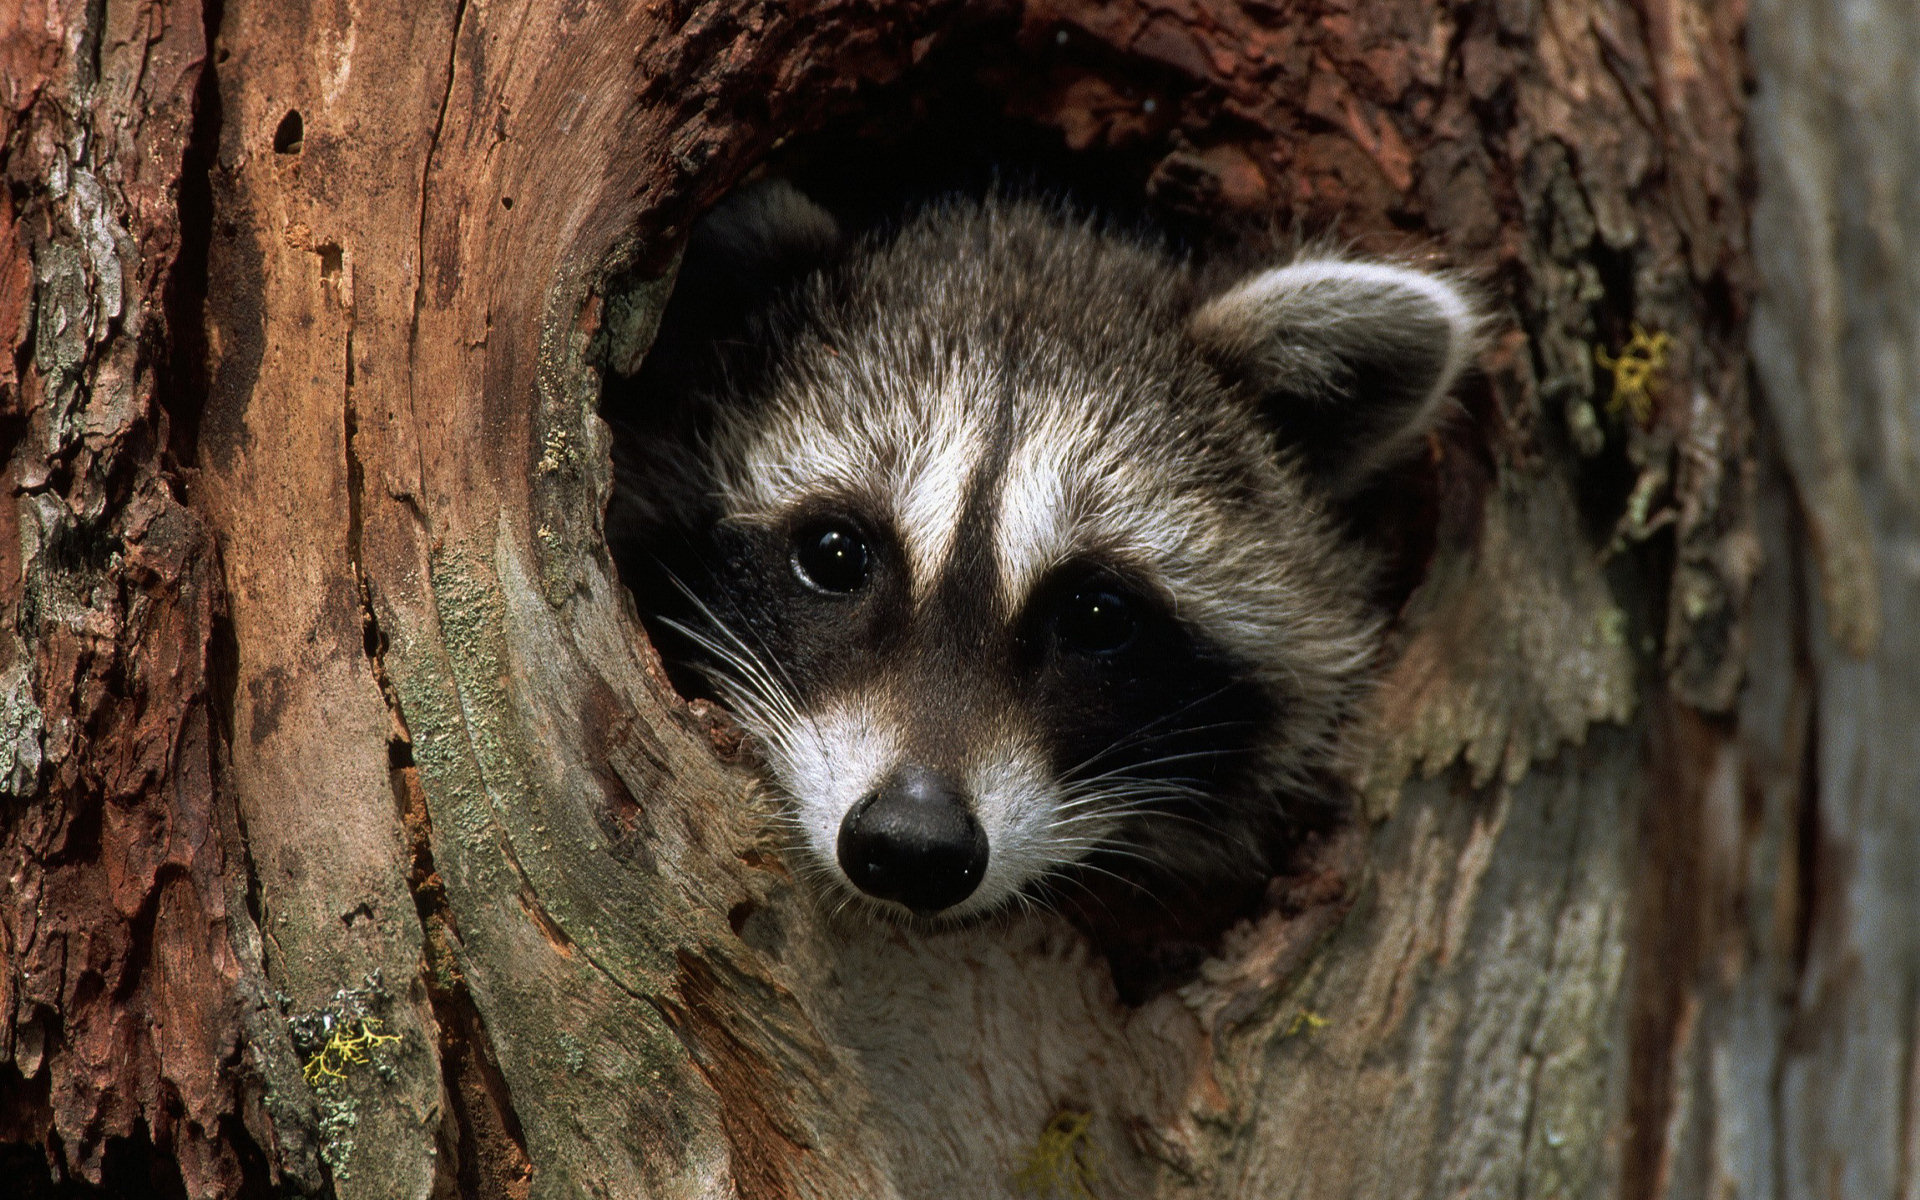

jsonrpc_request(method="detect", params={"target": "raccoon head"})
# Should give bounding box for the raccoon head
[610,183,1479,922]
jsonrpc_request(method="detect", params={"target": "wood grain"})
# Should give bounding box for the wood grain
[10,1,1890,1198]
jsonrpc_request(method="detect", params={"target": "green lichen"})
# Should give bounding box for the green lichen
[559,1032,588,1074]
[0,661,45,798]
[425,545,534,854]
[593,266,677,378]
[382,547,520,884]
[528,255,676,608]
[285,974,405,1182]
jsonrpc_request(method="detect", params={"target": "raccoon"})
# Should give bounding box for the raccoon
[609,183,1478,923]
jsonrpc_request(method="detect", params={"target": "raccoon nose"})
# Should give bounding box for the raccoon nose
[837,766,989,914]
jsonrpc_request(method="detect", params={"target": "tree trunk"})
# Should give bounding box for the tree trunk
[0,0,1909,1197]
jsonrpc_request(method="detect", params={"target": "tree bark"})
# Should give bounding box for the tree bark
[1,0,1908,1197]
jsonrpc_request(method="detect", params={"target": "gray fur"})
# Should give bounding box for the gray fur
[609,184,1478,920]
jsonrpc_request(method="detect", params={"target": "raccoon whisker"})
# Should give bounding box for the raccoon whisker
[1060,722,1261,781]
[687,580,813,712]
[1071,766,1219,789]
[1050,792,1220,821]
[654,607,797,712]
[1084,746,1248,777]
[789,864,846,904]
[1026,871,1120,922]
[689,664,776,720]
[1003,888,1045,922]
[718,691,798,755]
[1048,858,1175,917]
[654,567,810,718]
[1063,748,1244,791]
[1059,774,1224,804]
[660,625,779,710]
[1095,682,1236,738]
[1061,758,1223,786]
[1050,791,1219,823]
[828,892,860,923]
[686,645,790,723]
[1100,707,1254,749]
[764,810,810,837]
[1059,773,1219,805]
[1057,689,1247,779]
[681,668,794,755]
[1049,803,1199,833]
[1051,802,1252,852]
[1048,804,1224,837]
[1051,850,1168,884]
[694,677,775,739]
[654,616,806,738]
[1051,786,1222,818]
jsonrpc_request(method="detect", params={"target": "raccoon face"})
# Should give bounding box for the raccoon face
[610,184,1479,921]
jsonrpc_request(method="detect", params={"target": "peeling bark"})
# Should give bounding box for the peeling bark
[0,0,1908,1197]
[0,0,301,1193]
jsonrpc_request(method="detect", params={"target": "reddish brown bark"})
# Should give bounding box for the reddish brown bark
[0,0,287,1194]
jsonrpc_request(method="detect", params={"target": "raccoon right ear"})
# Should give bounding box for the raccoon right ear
[1188,258,1481,498]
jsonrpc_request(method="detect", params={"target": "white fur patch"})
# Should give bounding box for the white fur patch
[1194,257,1479,481]
[893,393,989,597]
[953,742,1064,916]
[773,698,899,882]
[990,409,1191,612]
[726,421,870,516]
[991,437,1074,606]
[771,704,1075,918]
[720,375,993,599]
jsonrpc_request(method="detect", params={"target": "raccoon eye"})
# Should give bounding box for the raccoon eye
[1053,587,1138,656]
[792,521,870,593]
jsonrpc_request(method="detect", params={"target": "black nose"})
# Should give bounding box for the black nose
[836,766,989,913]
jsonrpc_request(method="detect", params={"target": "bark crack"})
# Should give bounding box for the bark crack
[344,350,533,1195]
[156,0,224,480]
[408,0,472,351]
[1513,1043,1548,1200]
[1513,773,1604,1200]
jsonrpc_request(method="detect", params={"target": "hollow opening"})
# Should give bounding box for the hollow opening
[599,40,1253,686]
[271,108,303,155]
[595,32,1455,996]
[598,44,1288,669]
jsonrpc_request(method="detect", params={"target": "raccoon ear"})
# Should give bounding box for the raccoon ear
[685,178,843,291]
[619,180,842,386]
[1189,258,1480,497]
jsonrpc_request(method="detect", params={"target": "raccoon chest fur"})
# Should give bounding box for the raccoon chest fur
[610,184,1478,923]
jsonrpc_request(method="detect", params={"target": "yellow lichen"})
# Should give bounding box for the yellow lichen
[1282,1009,1329,1039]
[1594,325,1672,426]
[1012,1110,1100,1200]
[535,426,576,475]
[301,1015,402,1088]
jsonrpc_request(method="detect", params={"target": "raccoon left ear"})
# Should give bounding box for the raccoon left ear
[1188,258,1481,496]
[617,180,843,391]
